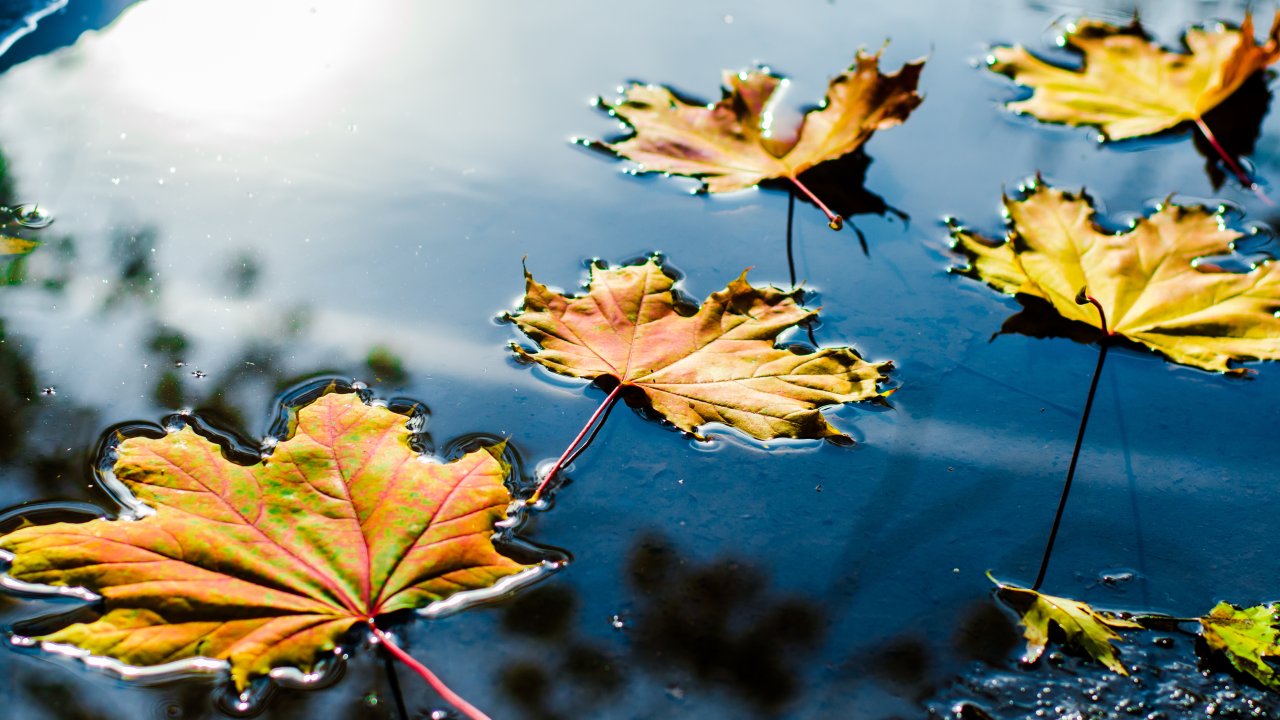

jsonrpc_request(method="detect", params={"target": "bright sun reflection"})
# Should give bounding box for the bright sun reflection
[99,0,395,132]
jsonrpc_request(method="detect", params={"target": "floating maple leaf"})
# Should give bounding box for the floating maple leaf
[1200,602,1280,690]
[988,13,1280,193]
[508,257,890,442]
[589,51,923,229]
[0,389,548,698]
[991,575,1141,675]
[949,181,1280,373]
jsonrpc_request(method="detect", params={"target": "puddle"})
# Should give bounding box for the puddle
[0,0,1276,717]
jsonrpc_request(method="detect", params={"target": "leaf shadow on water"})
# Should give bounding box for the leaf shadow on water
[1192,72,1271,192]
[494,532,825,719]
[762,149,908,259]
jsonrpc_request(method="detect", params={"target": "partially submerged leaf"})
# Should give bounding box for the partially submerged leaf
[992,576,1141,674]
[1200,601,1280,690]
[508,257,889,441]
[989,12,1280,140]
[595,52,923,194]
[0,391,540,690]
[950,182,1280,373]
[0,236,37,256]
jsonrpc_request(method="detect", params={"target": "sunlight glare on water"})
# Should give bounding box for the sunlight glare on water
[99,0,399,134]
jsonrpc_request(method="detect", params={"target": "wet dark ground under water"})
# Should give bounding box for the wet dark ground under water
[0,0,1278,718]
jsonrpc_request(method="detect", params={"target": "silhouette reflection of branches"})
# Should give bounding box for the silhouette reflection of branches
[626,533,824,711]
[497,585,623,720]
[494,534,826,718]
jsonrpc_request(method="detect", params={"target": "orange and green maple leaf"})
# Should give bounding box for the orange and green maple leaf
[0,391,538,689]
[949,182,1280,373]
[989,12,1280,140]
[594,51,923,194]
[508,257,889,441]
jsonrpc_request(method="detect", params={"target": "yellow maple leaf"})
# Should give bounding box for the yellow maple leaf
[1200,602,1280,690]
[992,575,1142,675]
[989,12,1280,140]
[950,181,1280,374]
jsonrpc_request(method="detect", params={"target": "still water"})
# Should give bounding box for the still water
[0,0,1276,717]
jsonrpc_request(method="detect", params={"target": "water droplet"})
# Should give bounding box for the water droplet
[723,14,733,23]
[191,370,207,379]
[814,484,822,492]
[111,178,121,185]
[363,693,379,707]
[430,710,451,720]
[666,683,685,700]
[40,387,55,396]
[609,614,625,629]
[9,204,51,228]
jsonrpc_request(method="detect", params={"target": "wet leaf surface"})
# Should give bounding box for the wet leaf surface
[950,182,1280,373]
[1200,601,1280,691]
[990,13,1280,140]
[593,52,922,193]
[0,390,537,690]
[992,577,1141,675]
[509,256,889,441]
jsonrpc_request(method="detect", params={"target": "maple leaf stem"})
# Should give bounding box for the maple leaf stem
[787,175,844,230]
[1033,341,1109,591]
[369,623,493,720]
[1193,116,1273,206]
[529,383,625,504]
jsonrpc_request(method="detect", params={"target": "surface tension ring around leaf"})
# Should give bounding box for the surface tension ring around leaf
[507,255,893,443]
[0,379,561,714]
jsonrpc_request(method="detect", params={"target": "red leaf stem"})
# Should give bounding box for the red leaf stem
[369,622,492,720]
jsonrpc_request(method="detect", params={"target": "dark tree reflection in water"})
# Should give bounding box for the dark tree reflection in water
[495,534,825,718]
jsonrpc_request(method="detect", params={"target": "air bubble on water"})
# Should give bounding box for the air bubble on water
[814,484,822,492]
[610,613,626,629]
[666,683,686,700]
[40,387,55,396]
[430,710,452,720]
[111,178,121,185]
[191,370,207,379]
[363,693,379,707]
